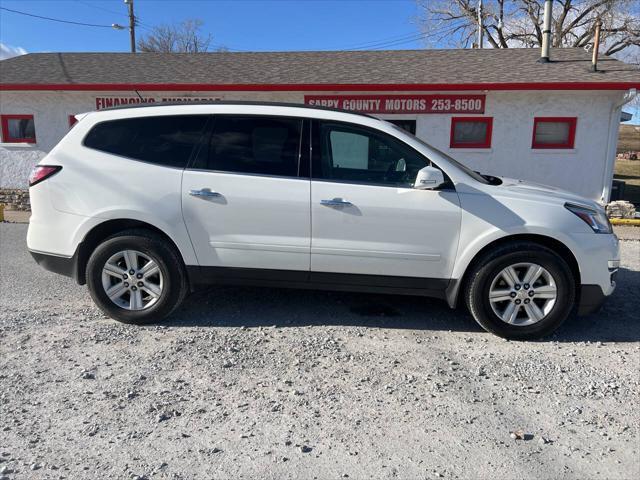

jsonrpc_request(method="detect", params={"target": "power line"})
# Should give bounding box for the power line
[343,22,467,51]
[211,45,248,52]
[0,6,116,28]
[326,31,427,51]
[349,33,427,50]
[72,0,155,32]
[1,4,463,53]
[74,0,128,19]
[69,2,242,51]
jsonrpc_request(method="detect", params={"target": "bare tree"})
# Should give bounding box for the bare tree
[137,19,215,53]
[416,0,640,56]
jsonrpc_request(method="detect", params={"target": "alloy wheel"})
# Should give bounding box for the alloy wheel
[488,262,557,326]
[101,249,164,311]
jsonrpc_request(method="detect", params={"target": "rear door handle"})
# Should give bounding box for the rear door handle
[190,189,222,198]
[320,198,352,207]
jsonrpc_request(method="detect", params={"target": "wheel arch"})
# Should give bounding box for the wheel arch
[75,219,186,285]
[446,233,581,308]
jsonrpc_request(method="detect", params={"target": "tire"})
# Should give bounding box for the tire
[86,229,188,325]
[465,242,575,340]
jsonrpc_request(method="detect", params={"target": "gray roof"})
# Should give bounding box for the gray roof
[1,48,638,87]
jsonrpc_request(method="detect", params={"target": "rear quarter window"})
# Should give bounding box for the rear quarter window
[83,115,209,168]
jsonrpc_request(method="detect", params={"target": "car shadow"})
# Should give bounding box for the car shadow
[165,285,480,333]
[553,267,640,343]
[162,267,640,343]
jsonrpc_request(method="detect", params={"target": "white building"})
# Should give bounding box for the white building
[1,48,638,203]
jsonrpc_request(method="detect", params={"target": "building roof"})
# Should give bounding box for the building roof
[1,48,638,91]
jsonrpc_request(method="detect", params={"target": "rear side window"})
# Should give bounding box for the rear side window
[192,116,302,177]
[84,115,209,168]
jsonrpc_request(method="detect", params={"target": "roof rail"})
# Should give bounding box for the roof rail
[98,100,377,119]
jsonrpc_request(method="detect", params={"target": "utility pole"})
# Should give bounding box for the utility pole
[125,0,136,53]
[477,0,483,49]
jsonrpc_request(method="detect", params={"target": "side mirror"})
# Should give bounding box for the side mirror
[414,166,445,190]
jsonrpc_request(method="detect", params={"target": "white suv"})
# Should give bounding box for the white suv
[27,102,619,339]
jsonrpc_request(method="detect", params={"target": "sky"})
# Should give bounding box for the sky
[0,0,426,54]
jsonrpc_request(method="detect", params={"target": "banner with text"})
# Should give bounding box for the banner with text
[304,94,485,114]
[95,96,222,110]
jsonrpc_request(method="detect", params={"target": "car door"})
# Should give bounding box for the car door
[182,115,310,272]
[310,119,461,286]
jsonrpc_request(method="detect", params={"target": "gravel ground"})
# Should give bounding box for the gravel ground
[1,223,638,480]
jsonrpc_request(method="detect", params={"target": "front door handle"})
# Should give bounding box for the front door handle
[320,198,353,207]
[190,189,222,198]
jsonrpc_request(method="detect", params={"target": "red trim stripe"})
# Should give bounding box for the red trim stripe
[0,82,638,92]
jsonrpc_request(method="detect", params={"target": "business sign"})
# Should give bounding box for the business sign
[95,96,222,110]
[304,94,485,114]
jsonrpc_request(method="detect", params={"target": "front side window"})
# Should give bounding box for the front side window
[450,117,492,148]
[532,117,577,149]
[390,123,490,185]
[312,120,428,187]
[83,115,209,168]
[1,115,36,143]
[192,116,303,177]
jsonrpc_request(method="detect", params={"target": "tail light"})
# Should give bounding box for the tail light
[28,165,62,187]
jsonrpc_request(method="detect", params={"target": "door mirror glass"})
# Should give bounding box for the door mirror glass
[414,165,445,190]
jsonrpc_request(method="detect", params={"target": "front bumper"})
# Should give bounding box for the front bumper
[577,261,618,316]
[577,284,608,316]
[568,232,619,316]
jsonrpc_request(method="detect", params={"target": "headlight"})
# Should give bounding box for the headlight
[565,203,612,234]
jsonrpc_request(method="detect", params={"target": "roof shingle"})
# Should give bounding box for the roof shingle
[1,48,638,87]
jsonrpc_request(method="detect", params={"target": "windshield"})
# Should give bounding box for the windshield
[389,124,491,185]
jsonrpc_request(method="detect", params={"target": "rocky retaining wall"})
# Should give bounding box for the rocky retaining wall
[0,189,30,211]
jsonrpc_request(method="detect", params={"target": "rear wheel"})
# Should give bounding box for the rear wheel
[465,242,575,339]
[86,230,188,324]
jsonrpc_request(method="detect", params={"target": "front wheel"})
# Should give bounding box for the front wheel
[465,243,575,340]
[86,230,188,324]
